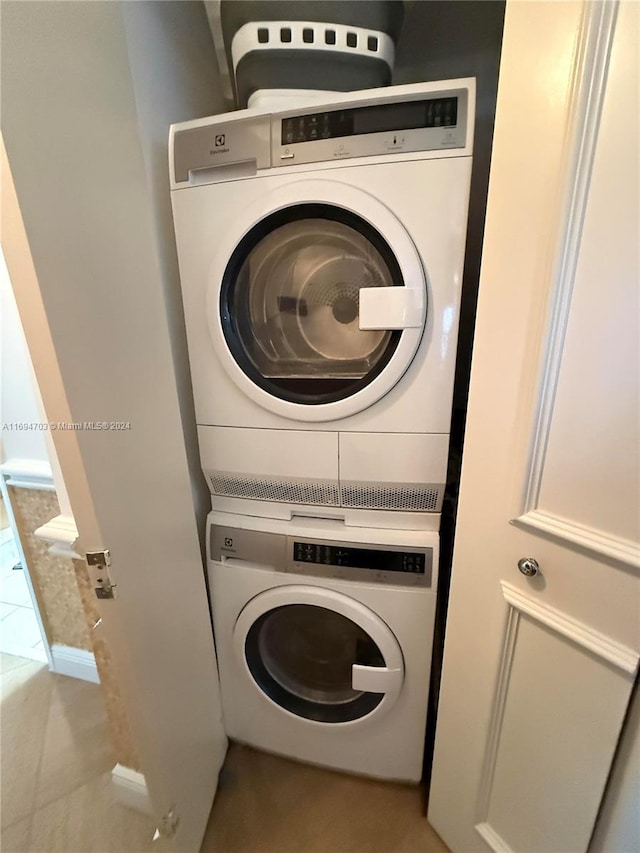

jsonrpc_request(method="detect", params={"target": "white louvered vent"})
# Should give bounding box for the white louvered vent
[340,482,443,512]
[210,472,340,506]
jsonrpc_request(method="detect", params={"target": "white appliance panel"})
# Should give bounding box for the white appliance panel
[198,425,339,480]
[172,155,471,434]
[339,432,449,485]
[198,425,340,508]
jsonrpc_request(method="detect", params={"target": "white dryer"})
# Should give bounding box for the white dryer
[170,79,475,528]
[207,511,438,782]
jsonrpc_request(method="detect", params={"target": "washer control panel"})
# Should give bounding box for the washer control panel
[293,540,426,574]
[210,525,433,588]
[289,536,432,587]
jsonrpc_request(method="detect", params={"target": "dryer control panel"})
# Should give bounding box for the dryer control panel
[171,79,474,185]
[210,525,433,588]
[274,87,468,167]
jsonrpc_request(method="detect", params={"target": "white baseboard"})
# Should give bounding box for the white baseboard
[111,763,153,815]
[50,643,100,684]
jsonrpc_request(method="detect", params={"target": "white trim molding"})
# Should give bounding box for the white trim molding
[475,577,638,849]
[50,643,100,684]
[501,582,639,676]
[34,513,81,559]
[475,822,514,853]
[111,763,153,815]
[475,603,520,833]
[0,458,54,490]
[521,0,619,514]
[514,1,638,572]
[512,510,640,571]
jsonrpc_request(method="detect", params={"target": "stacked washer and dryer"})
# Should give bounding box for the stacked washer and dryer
[170,63,474,782]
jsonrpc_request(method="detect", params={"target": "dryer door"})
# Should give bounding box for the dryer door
[233,585,404,724]
[209,180,426,422]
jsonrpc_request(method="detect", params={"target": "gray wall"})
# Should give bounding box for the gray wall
[2,0,225,557]
[120,1,226,554]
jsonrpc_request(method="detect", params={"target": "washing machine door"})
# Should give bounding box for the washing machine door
[233,585,404,724]
[209,180,426,422]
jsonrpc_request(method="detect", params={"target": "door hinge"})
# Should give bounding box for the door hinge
[85,549,117,599]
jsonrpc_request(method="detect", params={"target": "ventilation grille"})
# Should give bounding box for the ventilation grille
[210,472,340,506]
[210,472,443,512]
[340,482,443,512]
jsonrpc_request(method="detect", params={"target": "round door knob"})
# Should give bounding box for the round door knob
[518,557,540,577]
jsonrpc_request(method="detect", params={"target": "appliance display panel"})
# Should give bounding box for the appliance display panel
[293,541,426,575]
[282,97,458,145]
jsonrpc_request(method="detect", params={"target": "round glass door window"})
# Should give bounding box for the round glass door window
[244,603,387,723]
[220,204,403,405]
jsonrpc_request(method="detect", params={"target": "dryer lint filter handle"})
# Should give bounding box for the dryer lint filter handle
[358,286,424,330]
[352,663,403,695]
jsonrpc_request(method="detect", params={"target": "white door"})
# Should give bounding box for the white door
[429,2,639,852]
[1,138,227,852]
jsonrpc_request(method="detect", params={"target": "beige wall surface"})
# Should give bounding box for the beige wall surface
[70,555,141,772]
[9,484,140,769]
[10,486,91,650]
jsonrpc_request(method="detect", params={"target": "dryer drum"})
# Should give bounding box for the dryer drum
[220,203,403,405]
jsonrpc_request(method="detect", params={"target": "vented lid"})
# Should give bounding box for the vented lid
[214,1,404,107]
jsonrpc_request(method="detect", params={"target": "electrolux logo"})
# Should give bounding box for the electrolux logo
[210,133,229,155]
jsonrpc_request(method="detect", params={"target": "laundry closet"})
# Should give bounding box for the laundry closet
[169,0,480,790]
[1,0,506,848]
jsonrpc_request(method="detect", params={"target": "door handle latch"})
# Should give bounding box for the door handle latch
[358,286,424,330]
[352,663,403,695]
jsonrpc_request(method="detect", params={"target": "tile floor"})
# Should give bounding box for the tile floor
[1,654,448,852]
[0,531,46,663]
[0,653,157,853]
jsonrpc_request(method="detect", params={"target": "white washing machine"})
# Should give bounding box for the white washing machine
[207,511,438,782]
[170,79,475,529]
